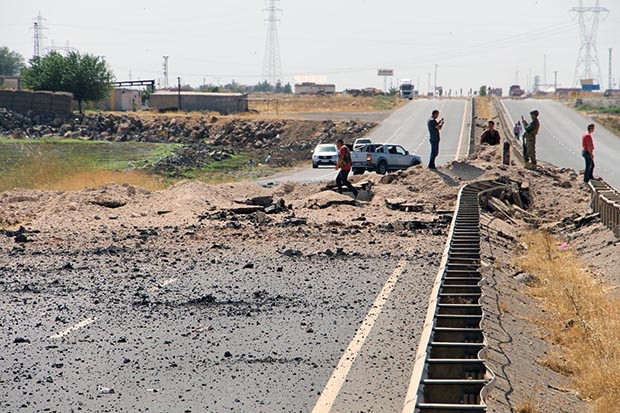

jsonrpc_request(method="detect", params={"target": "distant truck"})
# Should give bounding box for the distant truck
[351,143,421,175]
[509,85,524,97]
[399,80,414,99]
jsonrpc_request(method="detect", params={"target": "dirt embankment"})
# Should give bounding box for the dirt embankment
[0,109,376,174]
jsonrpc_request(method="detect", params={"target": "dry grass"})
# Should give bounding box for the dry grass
[35,170,168,191]
[515,401,540,413]
[517,231,620,413]
[247,93,404,115]
[475,96,492,120]
[0,141,172,192]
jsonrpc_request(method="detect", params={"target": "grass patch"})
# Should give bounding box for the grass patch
[574,104,620,135]
[575,104,620,115]
[517,231,620,413]
[0,139,178,191]
[172,153,252,183]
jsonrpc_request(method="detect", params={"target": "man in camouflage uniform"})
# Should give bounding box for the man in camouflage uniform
[521,110,540,167]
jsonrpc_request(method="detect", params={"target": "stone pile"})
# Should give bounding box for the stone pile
[0,109,376,174]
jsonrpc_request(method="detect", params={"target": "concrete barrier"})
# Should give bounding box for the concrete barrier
[588,180,620,237]
[0,90,14,109]
[32,91,53,113]
[0,89,73,115]
[12,90,33,114]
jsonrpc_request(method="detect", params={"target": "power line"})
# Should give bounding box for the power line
[261,0,282,85]
[32,12,46,58]
[571,0,609,86]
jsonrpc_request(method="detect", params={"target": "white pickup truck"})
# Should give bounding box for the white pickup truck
[351,143,422,175]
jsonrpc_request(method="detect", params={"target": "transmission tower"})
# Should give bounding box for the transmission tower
[45,41,78,55]
[261,0,283,86]
[571,0,609,86]
[32,12,46,58]
[162,56,169,89]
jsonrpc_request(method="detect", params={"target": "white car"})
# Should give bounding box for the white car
[311,143,339,168]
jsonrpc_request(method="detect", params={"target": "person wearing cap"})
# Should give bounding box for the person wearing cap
[521,110,540,167]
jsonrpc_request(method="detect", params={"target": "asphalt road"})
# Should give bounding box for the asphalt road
[0,214,448,412]
[259,98,472,185]
[501,98,620,190]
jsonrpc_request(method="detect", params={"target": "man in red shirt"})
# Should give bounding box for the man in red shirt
[335,139,359,197]
[582,123,595,183]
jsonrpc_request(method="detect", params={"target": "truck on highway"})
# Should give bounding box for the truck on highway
[509,85,524,97]
[399,80,414,99]
[351,143,421,175]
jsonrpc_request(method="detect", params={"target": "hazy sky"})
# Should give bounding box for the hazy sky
[2,0,619,94]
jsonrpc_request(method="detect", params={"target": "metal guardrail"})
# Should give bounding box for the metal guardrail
[493,97,524,166]
[403,180,500,413]
[588,180,620,237]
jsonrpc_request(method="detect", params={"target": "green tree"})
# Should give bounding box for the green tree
[22,51,115,112]
[254,80,271,92]
[0,46,25,76]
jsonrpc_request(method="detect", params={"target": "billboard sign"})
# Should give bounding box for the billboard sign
[377,69,394,76]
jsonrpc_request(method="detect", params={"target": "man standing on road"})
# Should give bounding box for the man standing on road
[513,121,522,140]
[582,123,595,183]
[427,109,445,169]
[335,139,359,197]
[521,110,540,167]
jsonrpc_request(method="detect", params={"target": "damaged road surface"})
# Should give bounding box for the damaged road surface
[0,177,450,412]
[1,152,606,412]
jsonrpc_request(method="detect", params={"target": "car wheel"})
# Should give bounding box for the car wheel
[312,163,318,169]
[377,160,387,175]
[410,160,421,166]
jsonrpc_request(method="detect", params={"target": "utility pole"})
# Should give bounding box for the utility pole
[571,0,609,86]
[427,72,431,96]
[177,77,181,110]
[162,56,169,89]
[609,48,613,90]
[554,70,558,89]
[434,64,438,97]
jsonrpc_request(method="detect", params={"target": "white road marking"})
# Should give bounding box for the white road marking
[311,253,411,413]
[160,278,177,287]
[49,317,97,339]
[147,277,178,292]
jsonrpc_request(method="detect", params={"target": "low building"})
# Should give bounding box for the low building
[0,76,21,90]
[149,91,248,114]
[294,82,336,95]
[86,88,141,111]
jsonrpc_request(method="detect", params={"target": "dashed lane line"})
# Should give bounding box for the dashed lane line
[49,317,97,339]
